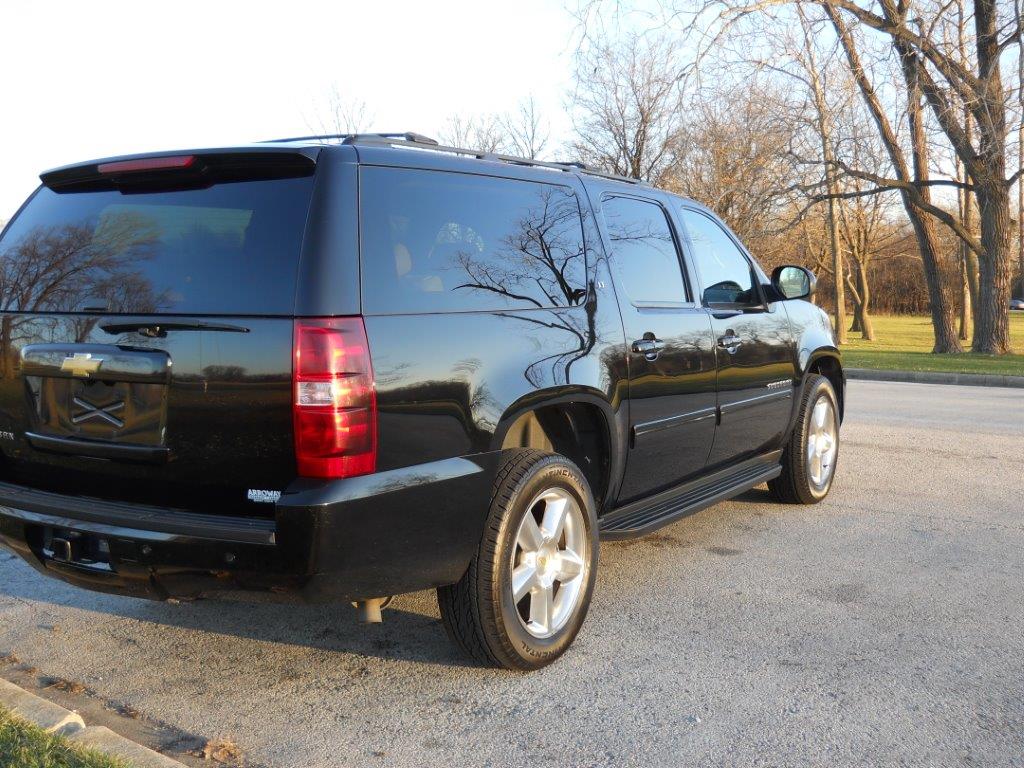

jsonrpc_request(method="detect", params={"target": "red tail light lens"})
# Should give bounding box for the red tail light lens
[293,317,377,478]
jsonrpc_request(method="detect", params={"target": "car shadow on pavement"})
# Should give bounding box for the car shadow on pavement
[0,484,781,669]
[0,555,475,668]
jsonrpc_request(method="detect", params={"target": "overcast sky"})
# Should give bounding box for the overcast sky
[1,0,580,219]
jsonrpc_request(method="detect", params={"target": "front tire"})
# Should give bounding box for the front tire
[769,374,840,504]
[437,449,599,670]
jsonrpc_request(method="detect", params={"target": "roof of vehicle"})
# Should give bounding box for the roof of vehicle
[264,131,655,186]
[38,132,708,212]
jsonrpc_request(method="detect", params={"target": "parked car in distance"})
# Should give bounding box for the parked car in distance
[1010,298,1024,311]
[0,133,844,670]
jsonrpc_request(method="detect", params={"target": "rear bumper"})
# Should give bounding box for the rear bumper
[0,453,499,603]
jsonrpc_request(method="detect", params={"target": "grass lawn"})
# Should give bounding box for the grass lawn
[0,706,127,768]
[839,313,1024,376]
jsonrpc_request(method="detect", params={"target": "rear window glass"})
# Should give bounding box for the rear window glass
[0,176,315,315]
[360,167,587,314]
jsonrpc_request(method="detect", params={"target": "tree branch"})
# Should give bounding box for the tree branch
[831,162,985,255]
[813,0,982,94]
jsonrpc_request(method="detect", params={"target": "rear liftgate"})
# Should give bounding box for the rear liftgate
[20,343,171,573]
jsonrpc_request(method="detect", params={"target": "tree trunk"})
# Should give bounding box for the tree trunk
[855,260,875,340]
[799,9,847,344]
[959,251,972,341]
[966,247,980,316]
[846,272,863,333]
[908,208,963,353]
[956,160,972,341]
[1018,0,1024,301]
[858,305,875,341]
[824,168,848,345]
[973,180,1014,353]
[900,47,963,353]
[826,5,960,352]
[968,0,1013,353]
[845,259,874,339]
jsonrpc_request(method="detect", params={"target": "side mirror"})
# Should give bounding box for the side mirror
[772,265,816,300]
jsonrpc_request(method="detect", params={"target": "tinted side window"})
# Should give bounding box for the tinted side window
[601,196,688,306]
[360,168,587,314]
[679,209,757,306]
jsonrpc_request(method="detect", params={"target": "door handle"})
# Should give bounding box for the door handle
[632,337,665,361]
[717,332,742,354]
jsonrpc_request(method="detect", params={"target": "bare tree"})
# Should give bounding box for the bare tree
[826,101,899,341]
[1017,0,1024,298]
[837,172,893,340]
[630,0,1021,353]
[502,97,550,159]
[950,0,978,339]
[309,85,374,136]
[796,6,849,343]
[439,114,507,153]
[569,32,689,182]
[815,0,1019,354]
[823,6,964,351]
[664,80,801,257]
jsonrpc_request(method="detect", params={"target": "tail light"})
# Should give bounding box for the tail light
[97,155,196,174]
[293,317,377,478]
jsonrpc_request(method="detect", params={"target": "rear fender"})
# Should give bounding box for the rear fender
[493,388,626,515]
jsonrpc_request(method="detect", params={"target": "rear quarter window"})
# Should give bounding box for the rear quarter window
[359,167,587,314]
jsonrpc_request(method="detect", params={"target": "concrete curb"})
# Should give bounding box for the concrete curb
[0,676,84,736]
[846,367,1024,389]
[70,726,189,768]
[0,677,186,767]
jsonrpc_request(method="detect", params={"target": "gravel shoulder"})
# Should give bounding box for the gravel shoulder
[1,381,1022,767]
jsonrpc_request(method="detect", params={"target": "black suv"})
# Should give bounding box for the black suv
[0,133,843,669]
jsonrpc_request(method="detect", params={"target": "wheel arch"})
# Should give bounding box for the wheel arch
[805,350,845,422]
[493,389,624,515]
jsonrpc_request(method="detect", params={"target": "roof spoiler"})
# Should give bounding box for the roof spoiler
[40,148,318,192]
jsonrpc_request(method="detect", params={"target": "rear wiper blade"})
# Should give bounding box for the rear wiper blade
[100,320,250,337]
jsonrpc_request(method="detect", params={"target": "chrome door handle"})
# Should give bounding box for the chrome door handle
[717,333,742,354]
[632,337,665,360]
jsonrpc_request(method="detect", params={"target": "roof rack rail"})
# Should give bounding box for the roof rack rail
[262,132,440,145]
[262,131,648,186]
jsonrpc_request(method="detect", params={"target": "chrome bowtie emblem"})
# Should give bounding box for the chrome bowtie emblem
[71,396,125,427]
[61,353,104,378]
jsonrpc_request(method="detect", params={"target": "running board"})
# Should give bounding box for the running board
[599,453,782,540]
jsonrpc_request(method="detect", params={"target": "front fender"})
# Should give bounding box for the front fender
[783,300,845,427]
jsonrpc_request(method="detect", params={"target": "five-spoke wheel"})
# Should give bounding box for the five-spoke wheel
[806,395,838,491]
[438,449,598,670]
[511,488,589,639]
[770,373,841,504]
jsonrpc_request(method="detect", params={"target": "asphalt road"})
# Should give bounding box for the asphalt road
[2,381,1022,767]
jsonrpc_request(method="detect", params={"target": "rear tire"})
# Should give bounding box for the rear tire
[437,449,598,670]
[769,374,840,504]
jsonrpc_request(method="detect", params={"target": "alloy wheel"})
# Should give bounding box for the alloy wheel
[509,487,589,639]
[806,395,838,491]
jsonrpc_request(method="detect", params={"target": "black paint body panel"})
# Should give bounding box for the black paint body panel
[0,141,843,603]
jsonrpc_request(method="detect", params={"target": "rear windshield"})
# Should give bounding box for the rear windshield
[0,176,315,315]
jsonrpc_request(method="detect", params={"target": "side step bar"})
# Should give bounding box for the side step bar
[599,452,782,540]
